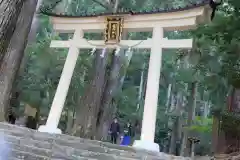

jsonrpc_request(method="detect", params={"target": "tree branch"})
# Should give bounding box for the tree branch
[91,0,112,11]
[38,0,62,13]
[113,0,119,13]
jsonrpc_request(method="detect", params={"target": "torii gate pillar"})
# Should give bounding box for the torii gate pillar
[38,30,83,133]
[133,27,163,151]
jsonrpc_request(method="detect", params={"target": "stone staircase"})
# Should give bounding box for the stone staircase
[0,123,187,160]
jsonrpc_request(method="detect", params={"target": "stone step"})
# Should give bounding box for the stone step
[52,138,162,159]
[4,135,143,160]
[10,149,100,160]
[0,123,141,152]
[0,128,55,143]
[3,134,53,150]
[8,158,96,160]
[10,147,139,160]
[0,131,163,159]
[11,143,51,157]
[8,158,20,160]
[0,123,187,160]
[10,149,49,160]
[10,145,137,160]
[49,133,162,158]
[3,132,164,160]
[51,143,141,160]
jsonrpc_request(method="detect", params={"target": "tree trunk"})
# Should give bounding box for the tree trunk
[72,50,109,138]
[180,82,197,157]
[176,93,183,156]
[165,84,172,112]
[169,117,177,154]
[138,66,148,118]
[169,92,183,155]
[212,116,220,154]
[136,62,145,112]
[95,51,125,139]
[66,108,75,134]
[0,0,24,63]
[96,48,133,139]
[70,0,120,139]
[27,0,42,43]
[175,116,182,156]
[0,0,38,121]
[9,0,42,117]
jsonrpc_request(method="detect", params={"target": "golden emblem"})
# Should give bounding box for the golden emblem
[104,16,124,44]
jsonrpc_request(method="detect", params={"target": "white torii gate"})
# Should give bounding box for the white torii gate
[38,5,212,152]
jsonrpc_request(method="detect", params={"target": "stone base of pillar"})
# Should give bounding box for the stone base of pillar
[132,140,160,152]
[38,125,62,134]
[214,154,230,160]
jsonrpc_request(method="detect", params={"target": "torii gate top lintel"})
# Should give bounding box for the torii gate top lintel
[46,1,214,34]
[45,0,217,47]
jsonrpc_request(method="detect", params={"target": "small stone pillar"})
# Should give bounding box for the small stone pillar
[188,137,200,159]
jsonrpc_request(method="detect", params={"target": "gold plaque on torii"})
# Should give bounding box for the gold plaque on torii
[104,16,124,44]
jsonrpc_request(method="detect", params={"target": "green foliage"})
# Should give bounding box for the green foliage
[189,116,213,133]
[220,110,240,133]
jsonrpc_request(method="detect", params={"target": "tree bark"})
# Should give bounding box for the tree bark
[0,0,24,120]
[65,109,75,134]
[169,92,183,155]
[9,0,43,116]
[0,0,24,63]
[96,48,133,139]
[95,51,123,139]
[169,117,177,154]
[0,0,38,121]
[72,50,109,138]
[180,82,198,157]
[212,116,220,154]
[165,84,172,112]
[27,0,42,43]
[136,62,145,112]
[70,0,122,139]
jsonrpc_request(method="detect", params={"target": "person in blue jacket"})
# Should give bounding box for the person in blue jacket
[121,121,133,146]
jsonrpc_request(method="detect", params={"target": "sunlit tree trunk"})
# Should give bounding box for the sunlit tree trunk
[137,62,146,112]
[0,0,37,121]
[165,84,172,112]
